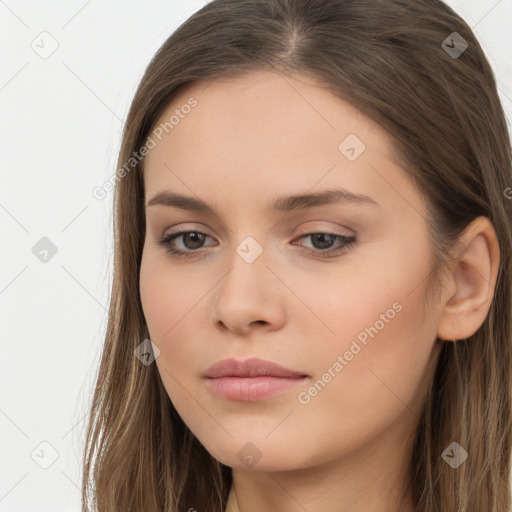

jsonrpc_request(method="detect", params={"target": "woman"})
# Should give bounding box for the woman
[82,0,512,510]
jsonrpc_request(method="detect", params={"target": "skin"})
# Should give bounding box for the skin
[139,71,500,512]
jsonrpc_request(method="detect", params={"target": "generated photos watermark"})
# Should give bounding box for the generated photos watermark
[298,301,403,405]
[92,96,198,200]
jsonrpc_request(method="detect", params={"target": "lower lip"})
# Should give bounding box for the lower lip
[205,376,309,401]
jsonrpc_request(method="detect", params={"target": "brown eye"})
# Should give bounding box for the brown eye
[292,232,357,258]
[156,231,216,257]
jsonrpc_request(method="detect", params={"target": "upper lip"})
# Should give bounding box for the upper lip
[204,357,309,379]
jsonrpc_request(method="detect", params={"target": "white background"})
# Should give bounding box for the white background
[1,1,511,510]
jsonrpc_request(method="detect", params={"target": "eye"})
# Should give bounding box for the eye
[156,229,356,260]
[292,231,357,258]
[155,230,215,258]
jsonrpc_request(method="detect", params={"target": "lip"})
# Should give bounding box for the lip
[204,357,308,378]
[204,358,309,401]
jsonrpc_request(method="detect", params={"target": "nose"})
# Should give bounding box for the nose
[210,244,287,335]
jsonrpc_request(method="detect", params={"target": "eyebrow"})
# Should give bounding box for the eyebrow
[145,188,381,213]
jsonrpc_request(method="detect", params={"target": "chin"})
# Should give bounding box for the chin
[200,437,311,472]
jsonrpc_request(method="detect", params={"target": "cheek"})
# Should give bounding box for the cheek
[293,250,420,354]
[297,239,438,423]
[139,248,204,340]
[139,252,200,412]
[139,248,211,389]
[139,262,172,335]
[283,287,436,468]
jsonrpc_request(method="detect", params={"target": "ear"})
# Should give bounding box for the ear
[437,216,500,341]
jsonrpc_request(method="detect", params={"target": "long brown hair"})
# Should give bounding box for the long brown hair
[82,0,512,510]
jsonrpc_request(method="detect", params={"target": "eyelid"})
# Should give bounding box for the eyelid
[294,221,354,236]
[299,216,356,231]
[167,229,348,240]
[160,222,354,242]
[161,223,213,237]
[158,232,356,261]
[156,224,357,261]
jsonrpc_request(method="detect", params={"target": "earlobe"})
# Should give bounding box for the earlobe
[436,216,500,342]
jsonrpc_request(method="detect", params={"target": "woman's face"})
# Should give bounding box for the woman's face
[140,71,444,471]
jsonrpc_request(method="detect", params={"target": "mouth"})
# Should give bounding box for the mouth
[203,357,310,401]
[205,375,309,401]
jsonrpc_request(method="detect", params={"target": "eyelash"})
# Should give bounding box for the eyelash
[155,230,357,259]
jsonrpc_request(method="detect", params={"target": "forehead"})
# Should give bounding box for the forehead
[147,70,388,149]
[142,71,422,218]
[159,71,379,144]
